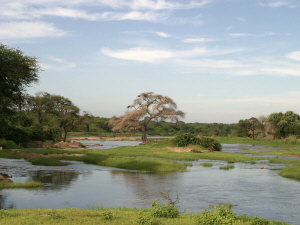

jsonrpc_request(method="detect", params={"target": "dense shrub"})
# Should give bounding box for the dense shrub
[200,137,222,151]
[151,200,180,218]
[172,133,201,147]
[172,133,222,151]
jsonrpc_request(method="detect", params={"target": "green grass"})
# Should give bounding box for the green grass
[0,181,43,189]
[200,162,213,167]
[219,165,235,170]
[0,206,289,225]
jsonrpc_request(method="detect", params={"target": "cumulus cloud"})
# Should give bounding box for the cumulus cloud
[0,21,66,39]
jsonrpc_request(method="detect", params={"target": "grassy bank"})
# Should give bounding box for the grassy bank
[0,181,43,189]
[0,205,289,225]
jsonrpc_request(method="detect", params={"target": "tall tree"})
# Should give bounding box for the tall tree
[248,117,262,139]
[0,43,41,137]
[109,92,185,143]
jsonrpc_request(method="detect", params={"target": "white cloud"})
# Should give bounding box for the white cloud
[101,47,175,63]
[101,46,243,63]
[41,56,76,71]
[286,51,300,61]
[228,33,252,37]
[0,21,66,39]
[258,1,291,8]
[182,38,214,43]
[154,31,170,38]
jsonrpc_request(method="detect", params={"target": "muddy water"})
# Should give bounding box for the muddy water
[0,142,299,224]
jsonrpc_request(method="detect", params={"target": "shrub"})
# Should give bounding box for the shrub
[151,200,180,218]
[197,203,237,225]
[101,211,113,220]
[200,137,222,151]
[172,133,201,147]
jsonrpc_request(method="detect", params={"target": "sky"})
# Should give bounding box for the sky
[1,0,300,123]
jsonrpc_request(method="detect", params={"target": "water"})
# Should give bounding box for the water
[0,142,299,224]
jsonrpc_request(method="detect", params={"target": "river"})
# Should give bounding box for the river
[0,142,299,224]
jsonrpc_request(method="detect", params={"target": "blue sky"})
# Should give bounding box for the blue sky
[1,0,300,123]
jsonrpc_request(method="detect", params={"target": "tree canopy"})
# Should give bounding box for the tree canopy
[0,43,41,138]
[109,92,185,143]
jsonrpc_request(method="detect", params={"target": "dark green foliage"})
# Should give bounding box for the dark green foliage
[172,133,221,151]
[0,43,40,139]
[5,126,30,144]
[172,133,201,147]
[200,137,222,151]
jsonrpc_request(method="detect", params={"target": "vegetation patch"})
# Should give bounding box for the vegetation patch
[200,162,213,167]
[0,181,43,189]
[219,165,235,170]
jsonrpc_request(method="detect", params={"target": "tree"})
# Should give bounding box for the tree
[268,111,300,138]
[29,92,54,125]
[236,119,250,137]
[0,43,41,138]
[109,92,185,143]
[248,117,262,139]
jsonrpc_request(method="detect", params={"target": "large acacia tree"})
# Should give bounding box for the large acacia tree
[109,92,185,143]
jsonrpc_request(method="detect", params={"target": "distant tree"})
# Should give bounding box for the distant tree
[248,117,263,139]
[82,111,93,132]
[0,43,41,137]
[60,105,80,142]
[268,111,300,138]
[236,119,250,137]
[109,92,185,143]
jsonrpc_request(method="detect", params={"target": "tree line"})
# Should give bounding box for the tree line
[235,111,300,139]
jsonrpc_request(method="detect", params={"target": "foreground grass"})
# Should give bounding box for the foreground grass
[0,207,289,225]
[0,181,43,189]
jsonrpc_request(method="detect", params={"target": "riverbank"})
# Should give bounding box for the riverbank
[0,206,289,225]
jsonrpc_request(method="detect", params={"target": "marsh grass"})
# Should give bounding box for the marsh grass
[278,165,300,180]
[0,207,289,225]
[200,162,213,167]
[0,181,43,189]
[219,165,235,170]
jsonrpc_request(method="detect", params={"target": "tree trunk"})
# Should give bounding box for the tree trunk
[63,129,68,142]
[142,127,147,143]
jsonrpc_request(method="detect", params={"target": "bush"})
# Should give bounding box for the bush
[200,137,222,151]
[172,133,201,147]
[172,134,221,151]
[0,139,7,148]
[197,203,237,225]
[151,200,180,218]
